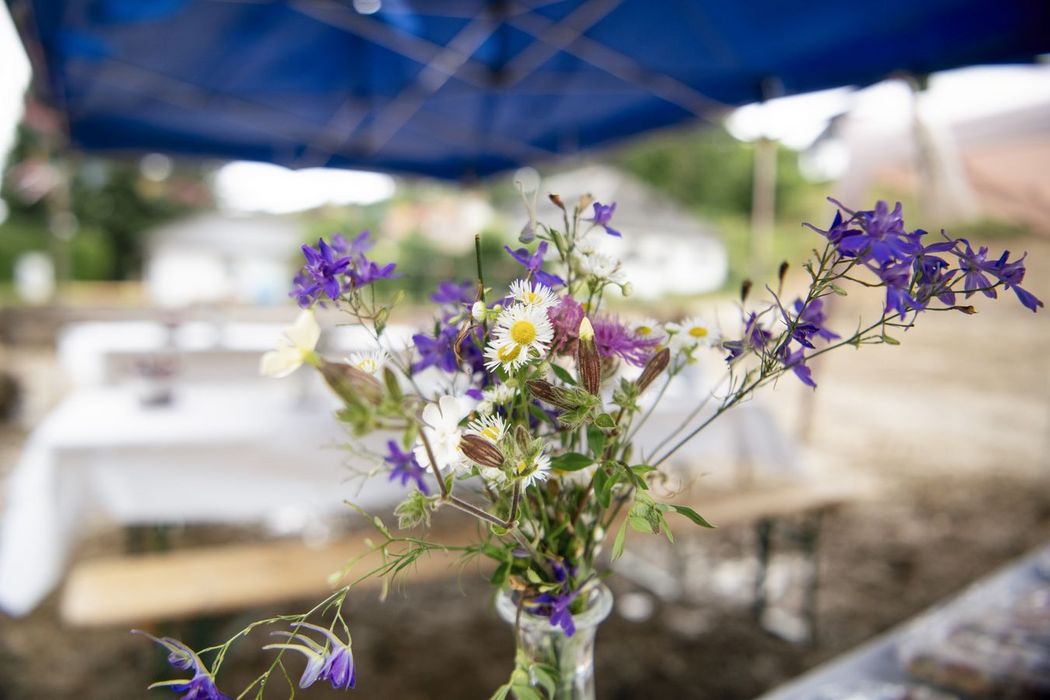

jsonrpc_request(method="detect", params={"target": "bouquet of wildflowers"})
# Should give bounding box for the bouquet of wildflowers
[137,192,1041,699]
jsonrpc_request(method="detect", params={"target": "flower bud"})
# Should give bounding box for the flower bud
[548,193,565,211]
[576,193,594,214]
[636,347,670,393]
[471,300,486,321]
[620,282,633,297]
[526,379,574,409]
[319,359,384,406]
[460,434,505,469]
[740,278,752,302]
[518,222,536,244]
[576,317,601,395]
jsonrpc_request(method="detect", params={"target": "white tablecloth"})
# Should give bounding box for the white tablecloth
[0,383,404,616]
[57,321,412,386]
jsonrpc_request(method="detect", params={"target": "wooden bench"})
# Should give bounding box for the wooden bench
[60,474,875,628]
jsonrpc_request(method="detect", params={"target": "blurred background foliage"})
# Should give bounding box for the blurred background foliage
[19,118,1023,299]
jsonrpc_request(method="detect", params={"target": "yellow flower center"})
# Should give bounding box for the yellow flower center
[525,291,541,304]
[355,359,378,373]
[510,320,537,345]
[515,460,529,475]
[497,343,521,363]
[636,325,653,336]
[481,425,502,441]
[688,326,708,338]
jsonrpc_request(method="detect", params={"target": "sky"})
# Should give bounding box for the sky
[1,3,1048,214]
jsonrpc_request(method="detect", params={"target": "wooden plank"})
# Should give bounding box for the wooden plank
[60,529,471,628]
[61,476,875,627]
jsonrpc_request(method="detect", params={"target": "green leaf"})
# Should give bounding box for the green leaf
[668,504,716,529]
[550,452,593,472]
[628,514,655,534]
[611,518,629,561]
[531,665,558,698]
[594,466,620,509]
[511,685,543,700]
[490,560,511,587]
[528,403,557,427]
[594,413,616,430]
[490,685,511,700]
[550,363,577,386]
[587,424,606,456]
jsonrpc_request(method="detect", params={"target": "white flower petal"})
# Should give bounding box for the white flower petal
[285,310,321,351]
[260,346,304,378]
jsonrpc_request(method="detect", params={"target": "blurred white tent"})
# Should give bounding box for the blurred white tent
[534,165,728,299]
[144,213,301,307]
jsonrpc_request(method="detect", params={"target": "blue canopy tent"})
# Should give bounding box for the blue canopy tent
[6,0,1050,179]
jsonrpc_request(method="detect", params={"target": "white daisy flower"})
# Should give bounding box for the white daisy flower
[481,466,510,489]
[466,414,507,444]
[259,310,320,378]
[348,349,388,375]
[484,303,554,371]
[631,317,665,342]
[508,279,558,310]
[666,316,721,354]
[477,381,516,415]
[413,394,469,473]
[513,449,552,489]
[578,251,626,284]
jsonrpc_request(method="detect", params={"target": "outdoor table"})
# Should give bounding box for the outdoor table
[0,362,801,620]
[0,382,404,617]
[757,542,1050,699]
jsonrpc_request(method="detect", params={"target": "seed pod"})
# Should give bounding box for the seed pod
[740,278,753,303]
[548,193,565,210]
[460,434,505,469]
[636,348,671,393]
[319,359,384,405]
[778,261,790,285]
[576,317,601,395]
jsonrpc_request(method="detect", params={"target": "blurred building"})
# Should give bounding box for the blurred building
[536,165,728,299]
[144,213,300,307]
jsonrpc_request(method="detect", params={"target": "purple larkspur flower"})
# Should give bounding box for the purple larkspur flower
[412,327,460,373]
[786,298,839,349]
[973,246,1043,313]
[294,238,351,306]
[812,200,922,268]
[778,343,816,388]
[133,632,231,700]
[912,252,958,308]
[431,280,475,306]
[589,201,621,237]
[505,241,564,288]
[412,324,487,376]
[954,240,999,300]
[724,312,773,363]
[347,258,397,288]
[592,317,659,367]
[265,623,355,691]
[526,561,580,637]
[385,440,429,493]
[873,261,917,318]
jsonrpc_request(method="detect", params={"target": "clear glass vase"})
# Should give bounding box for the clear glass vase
[496,584,613,700]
